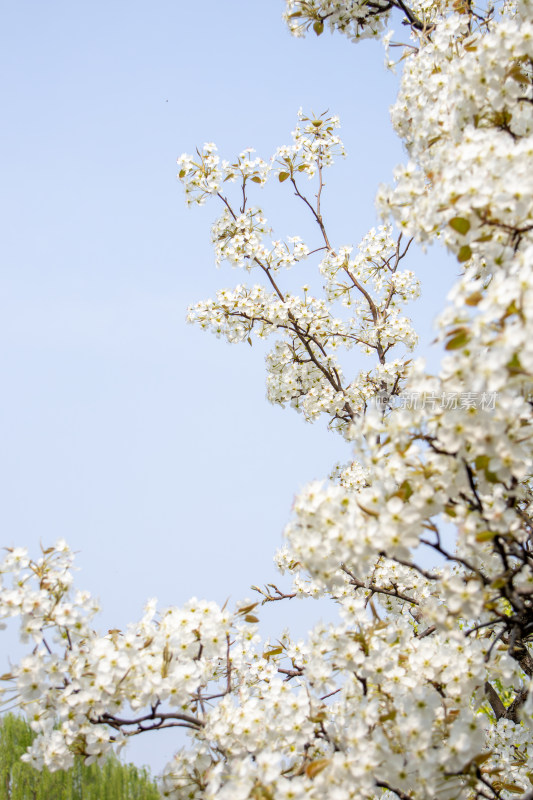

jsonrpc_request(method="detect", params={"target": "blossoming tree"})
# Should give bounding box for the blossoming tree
[2,1,533,798]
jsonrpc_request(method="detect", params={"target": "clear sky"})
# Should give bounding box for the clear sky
[0,0,456,773]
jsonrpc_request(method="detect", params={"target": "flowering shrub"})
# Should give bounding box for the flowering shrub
[3,1,533,798]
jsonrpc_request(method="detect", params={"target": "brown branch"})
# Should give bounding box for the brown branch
[278,667,304,680]
[417,625,436,639]
[288,168,382,348]
[95,709,203,731]
[320,688,341,700]
[384,553,439,581]
[485,681,529,723]
[419,538,489,584]
[251,256,349,401]
[226,633,232,694]
[484,681,506,719]
[216,192,237,220]
[253,583,297,603]
[376,780,414,800]
[391,0,426,29]
[290,172,331,250]
[505,687,529,723]
[341,565,419,606]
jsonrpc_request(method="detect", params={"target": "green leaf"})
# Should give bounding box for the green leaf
[356,502,380,518]
[245,614,260,623]
[395,480,413,501]
[457,244,472,262]
[500,784,526,794]
[263,646,283,659]
[506,353,523,375]
[508,63,529,83]
[306,758,330,778]
[449,217,471,235]
[504,300,519,318]
[237,602,259,615]
[475,530,498,542]
[445,329,470,350]
[313,20,324,35]
[278,171,290,182]
[476,454,499,483]
[491,577,508,589]
[484,469,499,484]
[251,787,274,800]
[465,291,482,306]
[251,176,262,183]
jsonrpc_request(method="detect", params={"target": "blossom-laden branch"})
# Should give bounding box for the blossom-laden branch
[3,0,533,798]
[181,113,419,433]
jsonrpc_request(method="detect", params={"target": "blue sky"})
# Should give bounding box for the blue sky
[0,0,455,772]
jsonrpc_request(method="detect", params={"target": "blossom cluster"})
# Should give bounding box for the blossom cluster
[379,14,533,265]
[3,0,533,798]
[273,110,345,180]
[1,544,529,800]
[283,0,392,41]
[180,110,417,432]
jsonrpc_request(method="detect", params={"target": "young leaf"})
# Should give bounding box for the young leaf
[449,217,471,235]
[457,244,472,263]
[445,329,470,350]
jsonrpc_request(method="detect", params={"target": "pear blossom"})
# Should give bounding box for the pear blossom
[3,0,533,798]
